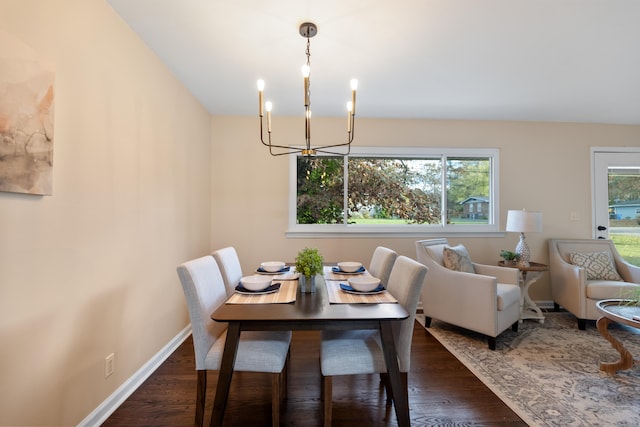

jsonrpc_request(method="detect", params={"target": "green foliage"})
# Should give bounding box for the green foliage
[446,158,490,217]
[500,250,519,261]
[295,247,324,278]
[608,174,640,205]
[296,157,344,224]
[347,158,441,224]
[297,157,444,225]
[610,233,640,267]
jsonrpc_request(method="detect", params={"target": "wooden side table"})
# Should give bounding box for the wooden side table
[499,261,548,323]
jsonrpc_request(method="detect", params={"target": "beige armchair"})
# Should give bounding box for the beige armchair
[549,239,640,330]
[415,239,521,350]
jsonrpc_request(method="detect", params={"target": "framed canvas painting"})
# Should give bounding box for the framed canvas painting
[0,30,55,196]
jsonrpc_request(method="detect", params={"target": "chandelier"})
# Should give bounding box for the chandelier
[257,22,357,157]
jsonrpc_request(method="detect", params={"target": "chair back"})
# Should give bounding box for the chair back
[212,246,243,296]
[385,256,428,372]
[177,256,228,370]
[368,246,398,285]
[551,239,617,264]
[415,238,449,268]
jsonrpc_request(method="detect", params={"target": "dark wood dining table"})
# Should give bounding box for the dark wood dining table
[210,273,411,426]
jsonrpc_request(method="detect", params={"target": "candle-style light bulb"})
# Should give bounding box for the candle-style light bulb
[350,79,358,115]
[257,79,265,116]
[265,101,272,132]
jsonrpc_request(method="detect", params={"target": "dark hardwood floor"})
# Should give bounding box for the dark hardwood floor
[102,321,526,426]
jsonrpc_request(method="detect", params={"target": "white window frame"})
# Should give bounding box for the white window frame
[287,146,501,238]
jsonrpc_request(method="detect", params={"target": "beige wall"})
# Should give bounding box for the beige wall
[211,116,640,303]
[0,0,211,425]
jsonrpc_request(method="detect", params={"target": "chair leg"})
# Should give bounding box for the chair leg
[285,349,290,401]
[400,372,408,406]
[578,318,586,330]
[381,372,408,405]
[512,321,519,332]
[322,375,332,427]
[271,373,281,427]
[380,373,393,404]
[195,370,207,427]
[488,336,496,350]
[424,316,432,327]
[554,302,560,312]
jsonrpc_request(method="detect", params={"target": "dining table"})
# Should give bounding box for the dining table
[209,265,411,426]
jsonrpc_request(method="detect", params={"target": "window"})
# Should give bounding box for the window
[288,147,500,237]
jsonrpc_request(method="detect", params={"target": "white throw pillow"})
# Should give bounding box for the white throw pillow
[568,251,622,281]
[443,245,475,274]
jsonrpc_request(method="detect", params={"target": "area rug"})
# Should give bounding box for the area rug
[419,312,640,426]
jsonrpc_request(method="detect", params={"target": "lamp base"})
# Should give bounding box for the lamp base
[515,232,531,267]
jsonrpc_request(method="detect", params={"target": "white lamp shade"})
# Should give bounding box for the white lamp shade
[506,209,542,233]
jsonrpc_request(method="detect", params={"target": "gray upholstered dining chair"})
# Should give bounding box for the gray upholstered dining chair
[367,246,398,286]
[177,255,292,427]
[319,256,428,427]
[212,246,243,296]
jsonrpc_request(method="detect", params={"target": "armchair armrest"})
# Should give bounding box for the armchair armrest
[474,263,519,285]
[614,258,640,284]
[549,247,586,316]
[422,261,499,336]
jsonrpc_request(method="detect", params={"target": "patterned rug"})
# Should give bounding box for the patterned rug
[419,312,640,426]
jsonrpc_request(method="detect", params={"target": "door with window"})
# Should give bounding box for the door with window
[592,149,640,266]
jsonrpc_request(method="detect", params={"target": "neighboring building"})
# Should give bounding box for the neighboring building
[609,199,640,220]
[460,196,489,219]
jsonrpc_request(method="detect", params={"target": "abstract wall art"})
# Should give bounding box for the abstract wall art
[0,30,55,195]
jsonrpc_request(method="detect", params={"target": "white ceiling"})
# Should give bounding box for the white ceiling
[107,0,640,125]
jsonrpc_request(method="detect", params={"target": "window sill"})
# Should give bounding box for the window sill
[286,228,506,239]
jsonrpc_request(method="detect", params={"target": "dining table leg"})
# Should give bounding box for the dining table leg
[210,322,241,427]
[379,320,410,427]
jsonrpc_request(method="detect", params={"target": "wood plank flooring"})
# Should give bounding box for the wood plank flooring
[102,321,526,426]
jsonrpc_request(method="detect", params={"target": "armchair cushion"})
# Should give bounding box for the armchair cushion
[443,245,475,273]
[586,280,638,300]
[497,283,521,310]
[569,251,622,281]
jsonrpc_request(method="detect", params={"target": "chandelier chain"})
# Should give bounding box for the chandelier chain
[305,37,311,106]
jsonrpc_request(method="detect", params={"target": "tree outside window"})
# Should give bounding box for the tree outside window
[293,148,496,234]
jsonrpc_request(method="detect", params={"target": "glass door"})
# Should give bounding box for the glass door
[592,149,640,266]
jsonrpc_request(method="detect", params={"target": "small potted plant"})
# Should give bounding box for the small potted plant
[295,247,324,293]
[500,250,519,266]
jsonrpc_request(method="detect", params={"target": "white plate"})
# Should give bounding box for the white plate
[339,283,385,295]
[332,267,366,275]
[256,267,291,275]
[235,283,281,295]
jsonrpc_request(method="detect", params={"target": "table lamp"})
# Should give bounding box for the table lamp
[506,209,542,267]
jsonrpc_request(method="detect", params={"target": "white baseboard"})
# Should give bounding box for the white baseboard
[536,300,555,310]
[77,325,192,427]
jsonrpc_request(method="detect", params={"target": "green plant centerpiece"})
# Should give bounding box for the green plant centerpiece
[295,247,324,293]
[500,250,519,264]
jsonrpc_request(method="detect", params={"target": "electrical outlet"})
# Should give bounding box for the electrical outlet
[570,212,580,221]
[105,353,115,378]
